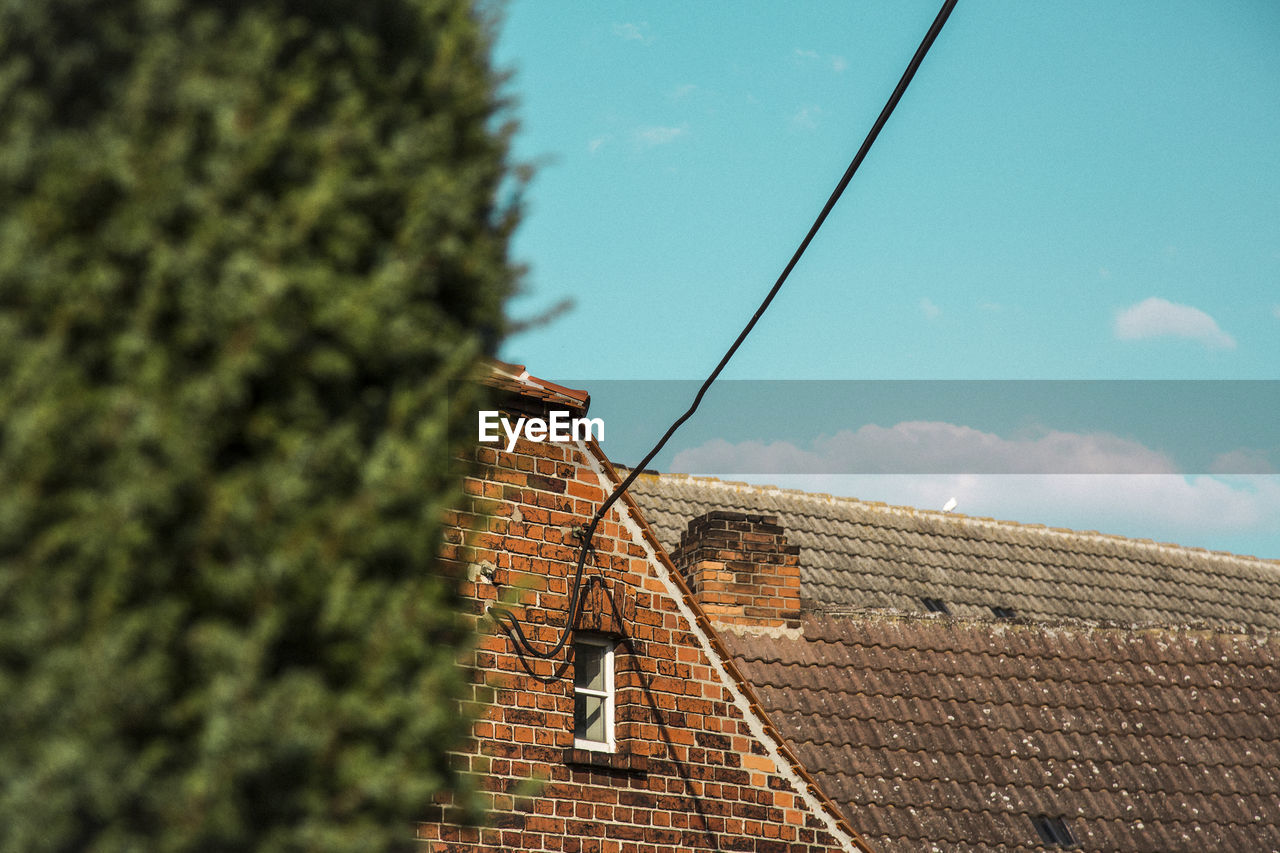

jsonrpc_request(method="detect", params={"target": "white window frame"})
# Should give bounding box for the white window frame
[572,635,615,752]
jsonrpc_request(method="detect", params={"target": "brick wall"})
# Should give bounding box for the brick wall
[671,512,803,631]
[425,396,863,852]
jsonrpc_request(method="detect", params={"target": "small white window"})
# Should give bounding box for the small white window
[573,636,614,752]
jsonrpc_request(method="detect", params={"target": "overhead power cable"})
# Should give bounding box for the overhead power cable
[493,0,960,679]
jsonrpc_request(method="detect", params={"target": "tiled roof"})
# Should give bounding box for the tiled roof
[624,471,1280,632]
[720,614,1280,853]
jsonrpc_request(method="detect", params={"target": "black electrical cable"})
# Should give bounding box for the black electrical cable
[492,0,959,674]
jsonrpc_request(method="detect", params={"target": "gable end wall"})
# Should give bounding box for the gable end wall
[425,419,869,852]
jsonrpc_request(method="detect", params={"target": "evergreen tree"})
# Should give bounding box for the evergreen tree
[0,0,516,849]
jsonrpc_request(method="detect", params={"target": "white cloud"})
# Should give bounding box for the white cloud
[920,297,941,319]
[587,135,611,155]
[671,83,697,100]
[666,423,1280,555]
[1113,297,1235,349]
[634,125,686,149]
[791,104,821,131]
[669,421,1178,476]
[1272,304,1280,320]
[741,473,1280,546]
[794,49,846,73]
[1210,449,1276,475]
[612,22,652,43]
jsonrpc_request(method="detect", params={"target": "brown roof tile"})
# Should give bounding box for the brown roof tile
[485,359,590,412]
[717,614,1280,852]
[619,468,1280,849]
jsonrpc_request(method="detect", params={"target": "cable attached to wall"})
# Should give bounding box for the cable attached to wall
[491,0,960,679]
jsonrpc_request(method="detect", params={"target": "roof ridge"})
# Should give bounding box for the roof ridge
[486,358,591,404]
[623,468,1280,568]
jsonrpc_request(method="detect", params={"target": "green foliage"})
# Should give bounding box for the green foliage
[0,0,516,849]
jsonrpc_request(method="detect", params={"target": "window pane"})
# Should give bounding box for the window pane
[574,643,604,691]
[574,693,605,743]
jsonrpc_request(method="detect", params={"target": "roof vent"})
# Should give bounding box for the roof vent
[991,605,1017,620]
[1031,815,1076,847]
[922,597,950,615]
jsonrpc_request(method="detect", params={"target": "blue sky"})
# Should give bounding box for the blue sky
[492,1,1280,558]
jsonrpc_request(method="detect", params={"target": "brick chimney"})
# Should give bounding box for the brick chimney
[671,511,801,630]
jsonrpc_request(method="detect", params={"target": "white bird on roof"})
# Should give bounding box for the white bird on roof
[942,497,958,513]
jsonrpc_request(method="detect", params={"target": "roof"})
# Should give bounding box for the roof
[625,470,1280,632]
[624,468,1280,851]
[485,359,590,413]
[721,613,1280,853]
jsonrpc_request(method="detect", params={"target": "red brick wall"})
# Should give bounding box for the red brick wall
[425,422,855,852]
[671,512,803,631]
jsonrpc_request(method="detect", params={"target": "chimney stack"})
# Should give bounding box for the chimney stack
[671,511,801,630]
